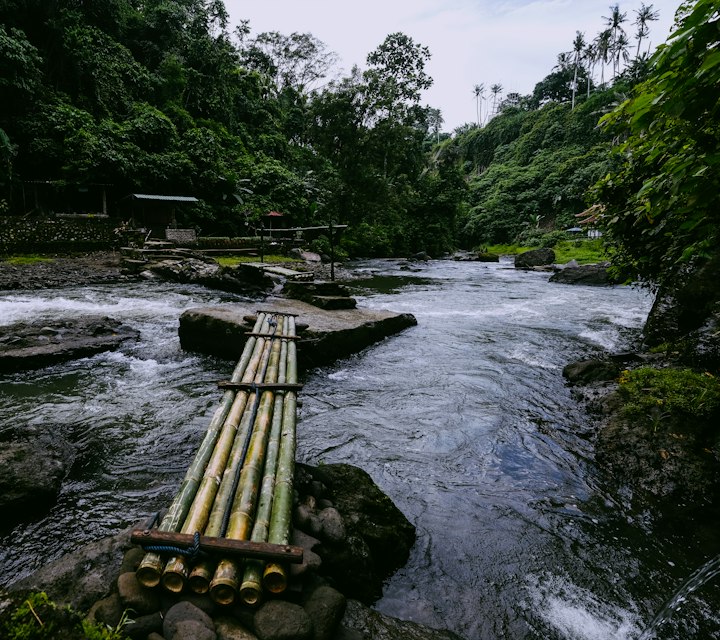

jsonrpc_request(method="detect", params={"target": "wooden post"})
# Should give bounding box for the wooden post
[329,221,335,282]
[260,225,265,263]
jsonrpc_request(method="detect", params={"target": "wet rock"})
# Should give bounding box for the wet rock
[117,571,160,614]
[10,527,132,612]
[254,600,312,640]
[549,262,616,286]
[341,599,464,640]
[0,317,140,372]
[87,592,124,628]
[178,300,417,370]
[215,615,259,640]
[297,463,415,604]
[514,248,556,269]
[318,507,346,543]
[126,611,164,639]
[119,546,146,574]
[0,428,75,526]
[164,601,215,640]
[303,585,346,640]
[562,359,621,386]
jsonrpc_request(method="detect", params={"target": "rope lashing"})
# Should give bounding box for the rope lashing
[142,531,202,560]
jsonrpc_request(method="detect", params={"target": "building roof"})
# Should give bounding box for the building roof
[127,194,199,202]
[266,211,284,217]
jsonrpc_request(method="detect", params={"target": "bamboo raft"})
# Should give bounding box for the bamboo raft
[132,310,303,606]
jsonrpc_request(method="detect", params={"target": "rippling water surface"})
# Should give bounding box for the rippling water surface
[1,259,719,639]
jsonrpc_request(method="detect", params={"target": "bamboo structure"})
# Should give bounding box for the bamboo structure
[135,310,302,604]
[263,315,298,595]
[136,312,267,588]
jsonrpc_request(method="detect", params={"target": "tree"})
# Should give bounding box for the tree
[604,3,628,77]
[571,31,586,109]
[634,3,660,59]
[594,29,612,88]
[593,0,720,286]
[490,83,503,119]
[473,83,485,126]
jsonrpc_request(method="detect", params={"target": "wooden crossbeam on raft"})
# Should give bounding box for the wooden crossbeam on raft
[131,529,303,563]
[217,382,304,392]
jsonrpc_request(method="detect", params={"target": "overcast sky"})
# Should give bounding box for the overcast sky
[223,0,681,132]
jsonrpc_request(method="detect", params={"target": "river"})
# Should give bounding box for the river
[0,258,718,639]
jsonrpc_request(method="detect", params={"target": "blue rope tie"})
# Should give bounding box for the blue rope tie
[142,531,202,560]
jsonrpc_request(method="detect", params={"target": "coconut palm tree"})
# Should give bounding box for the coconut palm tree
[612,31,631,77]
[571,31,586,109]
[594,28,612,88]
[584,41,597,98]
[603,3,628,77]
[473,83,485,126]
[634,3,660,59]
[490,83,503,119]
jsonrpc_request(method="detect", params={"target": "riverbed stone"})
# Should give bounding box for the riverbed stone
[303,585,346,640]
[126,611,164,639]
[296,463,415,604]
[86,592,124,628]
[549,262,616,285]
[164,601,215,640]
[341,599,464,640]
[215,615,259,640]
[317,507,346,543]
[254,600,312,640]
[0,428,75,526]
[10,527,132,612]
[0,317,140,372]
[514,248,556,269]
[562,359,621,385]
[178,299,417,369]
[117,571,160,614]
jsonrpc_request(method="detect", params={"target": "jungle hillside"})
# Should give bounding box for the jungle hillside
[1,0,718,277]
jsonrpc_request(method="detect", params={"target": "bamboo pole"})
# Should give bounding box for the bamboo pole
[209,319,287,604]
[160,315,275,593]
[239,323,289,606]
[188,317,287,594]
[263,315,298,594]
[136,312,267,588]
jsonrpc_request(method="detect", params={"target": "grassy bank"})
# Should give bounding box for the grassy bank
[484,239,607,264]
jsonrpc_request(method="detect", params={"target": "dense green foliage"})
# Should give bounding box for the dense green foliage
[2,0,710,265]
[0,591,129,640]
[593,0,720,285]
[618,367,720,425]
[0,1,464,256]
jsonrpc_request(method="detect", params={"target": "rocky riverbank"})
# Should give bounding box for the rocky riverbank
[5,462,461,640]
[562,255,720,510]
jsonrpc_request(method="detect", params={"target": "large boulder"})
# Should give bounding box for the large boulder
[341,599,464,640]
[10,527,132,612]
[549,262,616,286]
[643,256,720,371]
[178,299,417,370]
[0,317,139,372]
[0,426,76,526]
[295,463,416,604]
[514,248,556,269]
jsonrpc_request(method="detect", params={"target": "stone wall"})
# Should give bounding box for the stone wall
[0,215,116,254]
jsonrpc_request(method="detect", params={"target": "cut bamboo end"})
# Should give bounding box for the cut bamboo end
[239,580,263,606]
[210,579,237,605]
[161,570,186,594]
[262,563,288,594]
[188,562,214,594]
[136,554,163,588]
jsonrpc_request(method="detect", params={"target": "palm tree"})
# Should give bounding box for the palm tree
[571,31,586,109]
[612,31,631,77]
[584,41,597,98]
[594,29,612,88]
[490,83,503,119]
[473,83,485,126]
[603,3,628,78]
[634,3,659,59]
